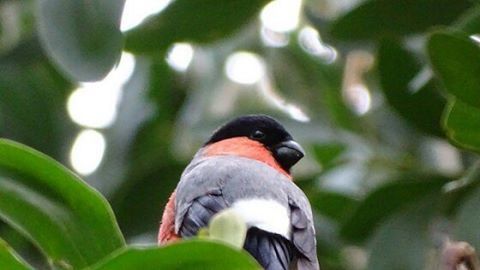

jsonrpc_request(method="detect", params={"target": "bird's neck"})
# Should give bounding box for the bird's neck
[203,137,291,178]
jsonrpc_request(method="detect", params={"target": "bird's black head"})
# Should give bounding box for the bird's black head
[205,115,305,172]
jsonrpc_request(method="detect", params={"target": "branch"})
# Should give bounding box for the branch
[442,240,480,270]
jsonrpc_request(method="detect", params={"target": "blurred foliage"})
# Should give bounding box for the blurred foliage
[2,0,480,269]
[36,0,125,81]
[125,0,270,53]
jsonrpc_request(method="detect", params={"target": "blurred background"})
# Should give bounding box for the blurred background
[2,0,480,269]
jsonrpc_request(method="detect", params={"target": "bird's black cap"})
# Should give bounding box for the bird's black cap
[205,115,304,172]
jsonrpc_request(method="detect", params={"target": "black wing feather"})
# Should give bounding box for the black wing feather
[244,227,295,270]
[179,193,228,237]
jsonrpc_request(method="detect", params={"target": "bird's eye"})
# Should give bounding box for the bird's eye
[251,130,266,140]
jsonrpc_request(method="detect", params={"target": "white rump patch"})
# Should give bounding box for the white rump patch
[231,198,291,239]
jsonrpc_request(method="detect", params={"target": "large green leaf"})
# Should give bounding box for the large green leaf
[125,0,269,54]
[0,139,125,269]
[329,0,471,41]
[0,238,32,270]
[428,31,480,109]
[377,38,446,137]
[36,0,125,81]
[340,175,449,243]
[91,240,260,270]
[443,99,480,153]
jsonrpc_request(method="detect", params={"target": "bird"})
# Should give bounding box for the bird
[158,114,319,270]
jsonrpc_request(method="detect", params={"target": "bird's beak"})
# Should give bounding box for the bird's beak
[272,140,305,171]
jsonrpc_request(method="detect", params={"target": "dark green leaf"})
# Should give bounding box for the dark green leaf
[329,0,471,41]
[36,0,125,81]
[309,190,359,223]
[454,185,480,250]
[428,31,480,108]
[0,39,75,162]
[341,175,449,242]
[0,139,125,268]
[377,38,446,137]
[368,197,437,270]
[125,0,269,54]
[91,240,261,270]
[0,238,32,270]
[443,99,480,153]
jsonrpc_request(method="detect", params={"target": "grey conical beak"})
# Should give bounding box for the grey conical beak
[272,140,305,171]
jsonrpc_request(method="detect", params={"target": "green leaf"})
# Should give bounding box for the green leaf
[367,197,436,270]
[208,209,247,249]
[428,31,480,108]
[125,0,269,54]
[311,143,347,172]
[0,139,125,269]
[340,175,449,243]
[0,238,32,270]
[454,185,480,250]
[454,5,480,34]
[377,38,446,137]
[36,0,125,81]
[309,190,359,223]
[91,240,261,270]
[329,0,471,41]
[443,99,480,153]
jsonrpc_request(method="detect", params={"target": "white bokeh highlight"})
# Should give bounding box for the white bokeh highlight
[70,130,106,176]
[120,0,172,31]
[225,52,266,85]
[344,84,371,115]
[298,26,337,63]
[166,43,194,72]
[260,26,290,47]
[67,52,135,128]
[260,0,302,33]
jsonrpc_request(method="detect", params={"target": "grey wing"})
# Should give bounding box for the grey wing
[287,188,320,270]
[174,157,231,234]
[179,191,228,237]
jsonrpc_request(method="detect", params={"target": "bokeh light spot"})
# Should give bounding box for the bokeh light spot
[70,129,106,176]
[67,52,135,128]
[225,52,266,85]
[260,0,302,33]
[166,43,194,72]
[120,0,172,31]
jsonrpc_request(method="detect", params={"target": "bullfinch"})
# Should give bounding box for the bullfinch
[158,115,319,270]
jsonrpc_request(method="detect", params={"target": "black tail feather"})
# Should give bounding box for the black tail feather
[243,227,295,270]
